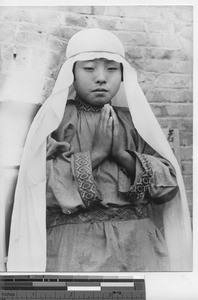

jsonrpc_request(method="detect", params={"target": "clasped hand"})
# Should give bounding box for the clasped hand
[91,104,123,168]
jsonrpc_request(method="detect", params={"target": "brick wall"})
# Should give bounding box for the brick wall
[0,6,193,213]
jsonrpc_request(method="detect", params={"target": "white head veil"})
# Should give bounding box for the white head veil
[7,28,192,271]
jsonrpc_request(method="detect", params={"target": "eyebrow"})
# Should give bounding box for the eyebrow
[79,59,119,64]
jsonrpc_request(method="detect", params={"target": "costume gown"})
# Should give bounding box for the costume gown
[46,97,178,272]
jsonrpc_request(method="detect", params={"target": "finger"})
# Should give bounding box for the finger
[103,104,111,116]
[110,107,119,133]
[110,106,117,122]
[107,115,113,127]
[107,116,113,137]
[98,108,104,125]
[98,105,107,127]
[101,104,111,127]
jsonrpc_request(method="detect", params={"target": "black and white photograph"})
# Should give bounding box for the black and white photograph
[0,1,197,298]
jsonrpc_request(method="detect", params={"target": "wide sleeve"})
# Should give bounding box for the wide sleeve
[116,111,179,205]
[46,104,102,214]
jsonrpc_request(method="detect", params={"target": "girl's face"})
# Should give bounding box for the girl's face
[73,58,122,107]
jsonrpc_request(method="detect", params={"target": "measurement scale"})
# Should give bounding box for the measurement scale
[0,275,146,299]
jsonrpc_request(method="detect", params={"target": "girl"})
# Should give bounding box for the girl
[7,28,192,272]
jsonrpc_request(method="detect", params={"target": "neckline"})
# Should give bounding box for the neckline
[75,96,103,113]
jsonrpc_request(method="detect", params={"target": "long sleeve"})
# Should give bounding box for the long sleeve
[46,102,103,215]
[47,139,103,212]
[46,135,83,214]
[73,151,102,207]
[117,127,178,206]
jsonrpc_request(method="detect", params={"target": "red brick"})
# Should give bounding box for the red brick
[139,59,173,73]
[158,118,192,133]
[46,36,67,54]
[174,6,193,22]
[138,72,158,93]
[158,118,180,129]
[180,131,193,147]
[149,32,181,48]
[175,23,193,39]
[150,103,192,118]
[90,16,120,31]
[155,74,192,89]
[158,7,176,20]
[171,61,192,74]
[150,89,193,103]
[183,174,193,190]
[118,18,145,32]
[146,20,169,32]
[171,90,193,103]
[64,12,88,27]
[159,6,192,22]
[166,104,192,118]
[146,89,172,102]
[186,190,193,203]
[115,31,150,46]
[144,47,189,61]
[47,26,78,42]
[182,161,193,175]
[181,146,192,161]
[180,26,193,41]
[179,119,193,131]
[125,46,144,60]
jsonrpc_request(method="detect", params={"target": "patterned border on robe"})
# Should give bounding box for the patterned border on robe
[74,151,102,208]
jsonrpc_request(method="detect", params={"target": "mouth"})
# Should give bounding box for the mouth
[92,89,108,92]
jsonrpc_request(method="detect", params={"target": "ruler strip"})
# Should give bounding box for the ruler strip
[0,276,146,299]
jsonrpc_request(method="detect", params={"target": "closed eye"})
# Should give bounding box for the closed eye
[83,67,94,71]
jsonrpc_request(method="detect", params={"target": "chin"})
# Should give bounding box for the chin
[95,101,110,107]
[94,98,111,106]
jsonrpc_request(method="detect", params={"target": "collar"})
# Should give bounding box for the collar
[75,96,103,113]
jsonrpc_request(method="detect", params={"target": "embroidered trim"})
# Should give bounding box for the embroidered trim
[124,152,154,203]
[74,151,102,207]
[75,96,102,113]
[46,205,148,228]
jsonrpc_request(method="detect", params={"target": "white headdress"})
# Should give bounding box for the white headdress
[7,28,192,271]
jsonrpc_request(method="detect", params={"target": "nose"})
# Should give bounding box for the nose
[95,68,107,85]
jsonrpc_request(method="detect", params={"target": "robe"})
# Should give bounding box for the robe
[46,97,178,272]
